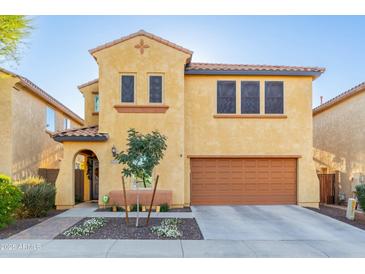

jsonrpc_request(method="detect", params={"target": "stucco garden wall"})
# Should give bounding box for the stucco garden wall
[313,92,365,198]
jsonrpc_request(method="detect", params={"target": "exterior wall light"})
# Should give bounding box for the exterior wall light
[112,145,118,157]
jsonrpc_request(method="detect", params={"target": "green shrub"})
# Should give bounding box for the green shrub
[131,204,143,212]
[17,182,56,218]
[15,176,45,186]
[356,184,365,211]
[151,218,182,238]
[0,175,23,228]
[159,203,169,212]
[0,174,11,184]
[63,218,106,237]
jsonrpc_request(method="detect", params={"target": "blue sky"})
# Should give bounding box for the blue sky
[3,16,365,118]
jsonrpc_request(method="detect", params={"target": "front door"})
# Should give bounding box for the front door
[92,159,99,200]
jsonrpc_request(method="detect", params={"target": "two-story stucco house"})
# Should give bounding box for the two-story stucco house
[314,82,365,200]
[0,68,84,180]
[52,30,325,209]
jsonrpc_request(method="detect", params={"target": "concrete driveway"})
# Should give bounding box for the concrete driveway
[192,205,365,257]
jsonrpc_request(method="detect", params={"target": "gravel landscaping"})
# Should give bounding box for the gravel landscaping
[0,209,65,239]
[307,205,365,231]
[56,217,203,240]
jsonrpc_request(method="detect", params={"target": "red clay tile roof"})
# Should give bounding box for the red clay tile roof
[313,82,365,115]
[52,125,108,142]
[78,78,99,90]
[0,67,84,125]
[89,30,193,59]
[186,62,325,74]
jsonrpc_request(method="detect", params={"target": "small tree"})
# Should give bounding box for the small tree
[0,16,32,64]
[115,128,167,227]
[115,128,167,188]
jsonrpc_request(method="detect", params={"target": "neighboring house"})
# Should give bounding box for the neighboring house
[313,82,365,200]
[0,68,84,180]
[52,30,325,209]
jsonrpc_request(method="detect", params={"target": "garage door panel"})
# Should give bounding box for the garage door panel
[191,158,297,205]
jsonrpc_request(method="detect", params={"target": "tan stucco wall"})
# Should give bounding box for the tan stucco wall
[0,72,83,179]
[184,75,319,207]
[55,34,319,208]
[314,92,365,198]
[56,35,190,208]
[0,73,17,176]
[80,82,99,126]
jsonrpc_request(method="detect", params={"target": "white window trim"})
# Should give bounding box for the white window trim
[64,118,71,130]
[46,107,56,132]
[94,94,100,112]
[147,73,164,104]
[120,73,137,104]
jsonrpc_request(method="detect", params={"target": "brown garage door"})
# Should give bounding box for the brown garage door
[190,157,297,205]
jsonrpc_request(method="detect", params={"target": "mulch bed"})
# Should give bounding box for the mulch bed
[307,205,365,231]
[0,209,65,239]
[55,217,203,240]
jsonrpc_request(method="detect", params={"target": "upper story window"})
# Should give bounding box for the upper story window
[121,75,135,103]
[64,118,71,130]
[94,95,100,112]
[265,81,284,114]
[217,81,236,114]
[149,75,163,103]
[46,107,55,132]
[241,81,260,114]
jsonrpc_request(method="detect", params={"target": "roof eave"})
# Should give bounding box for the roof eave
[53,135,109,143]
[313,83,365,116]
[88,30,193,63]
[184,69,324,79]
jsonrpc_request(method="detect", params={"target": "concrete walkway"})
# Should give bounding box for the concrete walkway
[1,239,365,257]
[9,217,83,240]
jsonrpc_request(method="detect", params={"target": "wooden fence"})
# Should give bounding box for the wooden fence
[318,173,336,204]
[38,169,84,202]
[38,168,59,184]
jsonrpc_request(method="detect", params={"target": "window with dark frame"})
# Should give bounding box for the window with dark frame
[121,75,135,103]
[149,75,163,103]
[265,81,284,114]
[217,81,236,114]
[241,81,260,114]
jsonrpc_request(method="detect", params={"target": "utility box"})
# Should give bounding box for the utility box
[346,198,357,220]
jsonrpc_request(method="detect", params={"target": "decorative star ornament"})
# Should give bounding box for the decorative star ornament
[134,39,149,55]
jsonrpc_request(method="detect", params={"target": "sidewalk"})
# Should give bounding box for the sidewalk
[2,239,365,258]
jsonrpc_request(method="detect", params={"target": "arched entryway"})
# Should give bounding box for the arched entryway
[73,150,99,203]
